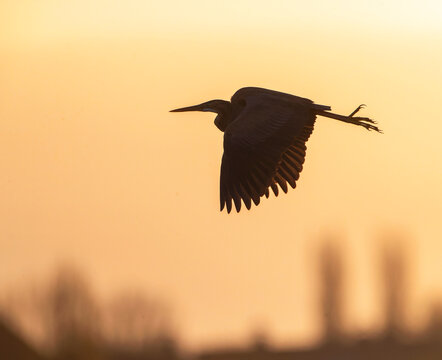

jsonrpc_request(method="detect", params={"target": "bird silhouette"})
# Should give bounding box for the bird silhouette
[170,87,381,213]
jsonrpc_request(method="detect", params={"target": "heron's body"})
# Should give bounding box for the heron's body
[171,87,381,213]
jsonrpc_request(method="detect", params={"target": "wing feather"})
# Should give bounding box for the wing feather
[219,88,317,212]
[270,183,279,197]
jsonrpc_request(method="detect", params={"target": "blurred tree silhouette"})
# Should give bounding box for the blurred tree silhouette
[103,292,177,354]
[426,301,442,341]
[0,265,178,360]
[43,266,103,360]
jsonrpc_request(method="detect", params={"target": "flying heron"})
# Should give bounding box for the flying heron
[170,87,381,213]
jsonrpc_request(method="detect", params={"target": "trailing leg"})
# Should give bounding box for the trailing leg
[316,107,382,133]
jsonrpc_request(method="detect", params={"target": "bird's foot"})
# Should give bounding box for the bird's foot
[347,104,382,132]
[352,116,383,133]
[349,104,366,117]
[353,116,378,125]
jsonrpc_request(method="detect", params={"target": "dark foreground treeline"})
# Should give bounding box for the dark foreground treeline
[2,237,442,360]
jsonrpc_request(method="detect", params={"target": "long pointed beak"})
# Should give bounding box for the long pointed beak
[170,103,206,113]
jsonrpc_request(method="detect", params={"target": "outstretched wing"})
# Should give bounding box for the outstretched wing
[220,90,317,213]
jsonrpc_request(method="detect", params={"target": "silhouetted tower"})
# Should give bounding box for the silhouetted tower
[318,241,345,343]
[381,242,408,338]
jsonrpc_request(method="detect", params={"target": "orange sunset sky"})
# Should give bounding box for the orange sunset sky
[1,0,442,351]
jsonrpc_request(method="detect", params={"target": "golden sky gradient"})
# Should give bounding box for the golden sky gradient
[1,0,442,351]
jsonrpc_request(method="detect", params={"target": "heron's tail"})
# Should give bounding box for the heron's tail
[312,103,331,111]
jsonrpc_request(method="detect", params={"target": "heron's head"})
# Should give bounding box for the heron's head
[170,99,232,131]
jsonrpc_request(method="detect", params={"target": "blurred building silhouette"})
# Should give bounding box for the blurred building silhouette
[318,241,345,343]
[198,238,442,360]
[381,242,408,339]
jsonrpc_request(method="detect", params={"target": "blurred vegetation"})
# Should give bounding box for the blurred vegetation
[0,266,178,360]
[2,236,442,359]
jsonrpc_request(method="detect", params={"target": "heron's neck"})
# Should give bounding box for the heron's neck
[213,102,232,132]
